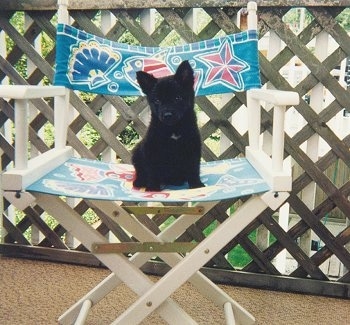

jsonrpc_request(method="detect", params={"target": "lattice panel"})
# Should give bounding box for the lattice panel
[1,4,350,292]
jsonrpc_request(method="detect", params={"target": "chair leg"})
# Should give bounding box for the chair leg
[92,200,255,321]
[58,198,256,324]
[110,195,271,324]
[34,193,196,325]
[59,200,214,324]
[74,299,92,325]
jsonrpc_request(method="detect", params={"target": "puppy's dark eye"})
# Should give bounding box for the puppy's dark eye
[154,98,161,105]
[175,95,183,102]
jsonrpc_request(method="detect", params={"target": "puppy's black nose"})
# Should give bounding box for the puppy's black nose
[162,112,174,121]
[161,111,178,125]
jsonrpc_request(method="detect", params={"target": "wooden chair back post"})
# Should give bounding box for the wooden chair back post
[14,99,29,169]
[246,2,261,152]
[58,0,69,25]
[55,0,70,150]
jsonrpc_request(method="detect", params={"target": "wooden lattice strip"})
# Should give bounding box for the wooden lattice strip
[2,204,31,245]
[237,232,281,274]
[264,10,350,112]
[69,10,102,36]
[79,102,131,159]
[286,131,350,218]
[172,204,233,269]
[290,49,348,145]
[30,204,71,248]
[288,194,350,269]
[292,135,350,194]
[2,219,30,245]
[0,16,56,82]
[197,93,249,161]
[262,18,342,90]
[23,12,57,83]
[176,200,233,244]
[196,96,248,158]
[204,7,241,35]
[197,17,223,41]
[22,206,68,249]
[310,7,350,57]
[0,132,13,168]
[209,196,288,274]
[68,91,131,161]
[157,8,201,43]
[241,210,311,274]
[84,97,148,160]
[74,200,135,251]
[260,47,350,178]
[0,13,38,81]
[68,96,110,144]
[291,225,350,278]
[39,222,68,247]
[111,9,160,46]
[258,210,329,280]
[249,139,350,273]
[287,125,348,187]
[27,11,57,40]
[295,46,347,99]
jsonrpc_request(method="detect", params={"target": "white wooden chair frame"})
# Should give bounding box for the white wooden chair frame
[0,1,299,324]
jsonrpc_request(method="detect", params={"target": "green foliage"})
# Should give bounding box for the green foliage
[79,123,101,148]
[118,124,139,148]
[336,8,350,31]
[43,122,55,148]
[283,7,350,32]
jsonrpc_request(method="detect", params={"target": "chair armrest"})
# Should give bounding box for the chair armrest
[246,88,299,191]
[0,85,66,99]
[248,88,300,106]
[245,147,292,192]
[0,85,70,169]
[2,147,74,191]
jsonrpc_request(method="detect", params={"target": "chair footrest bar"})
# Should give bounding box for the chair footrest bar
[123,206,205,215]
[92,242,198,254]
[74,299,92,325]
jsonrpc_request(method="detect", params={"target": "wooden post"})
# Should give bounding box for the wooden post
[300,31,328,257]
[26,13,43,245]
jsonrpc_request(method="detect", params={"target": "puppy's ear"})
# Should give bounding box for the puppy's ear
[175,60,194,88]
[136,71,157,95]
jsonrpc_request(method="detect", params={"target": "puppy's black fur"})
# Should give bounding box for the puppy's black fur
[132,60,204,191]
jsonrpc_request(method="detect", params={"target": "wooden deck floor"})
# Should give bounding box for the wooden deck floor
[1,256,349,325]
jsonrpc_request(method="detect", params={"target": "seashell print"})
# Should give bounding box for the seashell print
[68,40,121,90]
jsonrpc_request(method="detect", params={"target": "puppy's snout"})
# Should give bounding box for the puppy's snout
[161,111,177,124]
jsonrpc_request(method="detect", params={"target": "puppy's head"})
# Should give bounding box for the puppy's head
[136,60,195,126]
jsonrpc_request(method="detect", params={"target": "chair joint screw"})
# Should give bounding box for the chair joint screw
[274,192,279,198]
[146,301,152,307]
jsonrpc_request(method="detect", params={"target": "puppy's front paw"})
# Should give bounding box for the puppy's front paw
[189,181,205,189]
[145,185,161,192]
[133,179,146,189]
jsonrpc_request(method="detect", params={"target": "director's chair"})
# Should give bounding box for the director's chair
[1,0,299,324]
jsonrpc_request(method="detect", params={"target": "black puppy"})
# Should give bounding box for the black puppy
[132,60,204,191]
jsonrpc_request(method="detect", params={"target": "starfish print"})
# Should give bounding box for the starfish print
[198,39,249,91]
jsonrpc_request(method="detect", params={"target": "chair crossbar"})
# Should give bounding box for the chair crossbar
[123,205,205,215]
[92,242,198,254]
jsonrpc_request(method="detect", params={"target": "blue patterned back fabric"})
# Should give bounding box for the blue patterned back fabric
[54,24,261,96]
